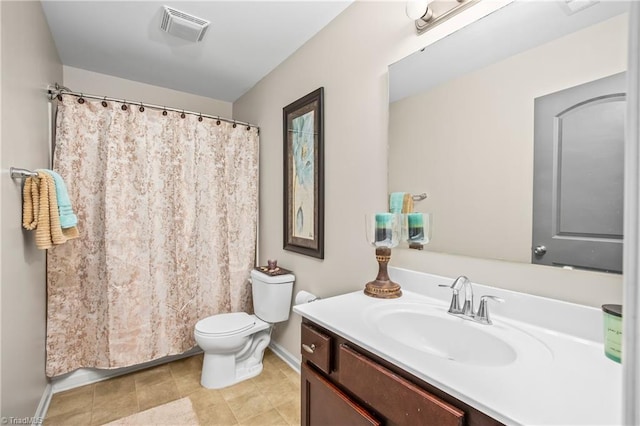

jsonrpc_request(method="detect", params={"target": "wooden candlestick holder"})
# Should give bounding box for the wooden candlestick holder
[364,247,402,299]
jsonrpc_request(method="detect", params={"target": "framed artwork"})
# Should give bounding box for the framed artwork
[283,87,324,259]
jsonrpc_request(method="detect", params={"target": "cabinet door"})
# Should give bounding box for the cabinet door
[301,363,381,426]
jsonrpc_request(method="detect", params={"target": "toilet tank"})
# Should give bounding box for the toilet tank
[250,269,295,323]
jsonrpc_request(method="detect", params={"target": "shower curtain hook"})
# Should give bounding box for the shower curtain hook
[216,117,221,125]
[121,99,128,111]
[162,106,168,116]
[198,113,203,122]
[180,110,186,119]
[101,96,107,107]
[139,102,145,113]
[232,121,237,128]
[78,93,85,104]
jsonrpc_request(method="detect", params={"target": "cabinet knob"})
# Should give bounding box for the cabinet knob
[302,343,316,354]
[533,245,547,256]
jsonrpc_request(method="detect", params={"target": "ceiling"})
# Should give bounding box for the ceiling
[41,1,352,103]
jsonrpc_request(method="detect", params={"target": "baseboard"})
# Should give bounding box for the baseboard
[33,383,52,425]
[269,341,301,374]
[50,347,202,393]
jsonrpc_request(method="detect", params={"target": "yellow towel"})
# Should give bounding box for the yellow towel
[22,171,79,250]
[402,193,414,214]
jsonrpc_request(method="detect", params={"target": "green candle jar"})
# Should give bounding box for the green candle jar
[407,212,424,241]
[602,304,622,363]
[375,213,393,243]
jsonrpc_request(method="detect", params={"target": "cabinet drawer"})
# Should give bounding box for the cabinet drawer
[301,323,332,374]
[339,344,465,426]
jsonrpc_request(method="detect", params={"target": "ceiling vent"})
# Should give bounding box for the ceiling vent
[160,6,210,42]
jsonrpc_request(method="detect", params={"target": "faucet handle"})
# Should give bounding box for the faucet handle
[438,284,462,314]
[475,295,504,325]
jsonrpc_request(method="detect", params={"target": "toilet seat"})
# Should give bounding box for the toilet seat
[195,312,256,337]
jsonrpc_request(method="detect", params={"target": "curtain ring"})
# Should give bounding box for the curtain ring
[56,94,63,101]
[232,122,237,128]
[139,102,145,113]
[198,114,203,122]
[180,110,186,119]
[246,125,251,131]
[216,119,221,125]
[121,100,128,111]
[101,96,108,107]
[162,107,168,116]
[78,94,85,104]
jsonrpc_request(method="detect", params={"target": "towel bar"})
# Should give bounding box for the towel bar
[10,167,38,179]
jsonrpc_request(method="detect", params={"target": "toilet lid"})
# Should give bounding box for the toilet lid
[195,312,256,336]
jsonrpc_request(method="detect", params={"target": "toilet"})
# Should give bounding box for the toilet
[194,269,295,389]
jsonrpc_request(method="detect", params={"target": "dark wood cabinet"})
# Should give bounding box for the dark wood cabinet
[300,320,504,426]
[301,363,381,426]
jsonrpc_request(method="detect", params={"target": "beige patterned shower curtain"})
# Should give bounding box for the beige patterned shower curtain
[45,96,259,377]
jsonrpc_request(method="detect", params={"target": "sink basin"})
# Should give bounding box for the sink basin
[365,302,552,367]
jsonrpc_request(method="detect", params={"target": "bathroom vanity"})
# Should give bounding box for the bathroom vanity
[293,268,622,425]
[300,319,498,425]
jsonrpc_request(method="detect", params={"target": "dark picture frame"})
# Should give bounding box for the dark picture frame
[283,87,324,259]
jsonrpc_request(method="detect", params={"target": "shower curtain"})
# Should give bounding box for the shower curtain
[45,96,259,377]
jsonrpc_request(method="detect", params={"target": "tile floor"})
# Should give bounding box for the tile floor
[44,349,301,426]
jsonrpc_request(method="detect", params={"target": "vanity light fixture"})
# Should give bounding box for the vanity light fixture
[406,0,479,35]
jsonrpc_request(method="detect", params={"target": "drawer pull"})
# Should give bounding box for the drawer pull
[302,343,316,354]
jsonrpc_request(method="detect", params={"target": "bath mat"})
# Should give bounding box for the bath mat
[104,397,199,425]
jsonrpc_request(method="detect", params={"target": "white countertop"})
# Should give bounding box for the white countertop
[293,267,622,425]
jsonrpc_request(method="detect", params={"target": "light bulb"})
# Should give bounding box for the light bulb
[405,0,433,20]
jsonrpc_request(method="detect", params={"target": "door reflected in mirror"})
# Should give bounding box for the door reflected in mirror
[532,72,625,273]
[388,0,629,273]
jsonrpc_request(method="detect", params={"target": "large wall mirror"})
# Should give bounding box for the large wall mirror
[388,0,629,273]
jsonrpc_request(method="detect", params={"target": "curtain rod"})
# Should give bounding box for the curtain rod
[47,83,259,131]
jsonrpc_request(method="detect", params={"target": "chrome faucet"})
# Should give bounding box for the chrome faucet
[439,276,504,325]
[438,275,471,315]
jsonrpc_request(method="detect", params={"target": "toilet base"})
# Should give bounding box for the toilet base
[200,329,271,389]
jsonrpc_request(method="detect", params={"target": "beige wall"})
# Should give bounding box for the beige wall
[390,14,627,264]
[1,1,62,417]
[233,1,623,361]
[63,66,232,118]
